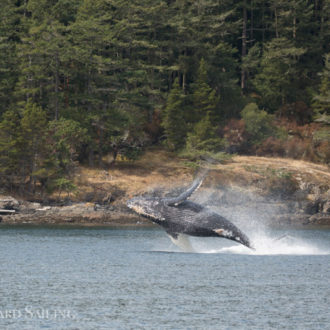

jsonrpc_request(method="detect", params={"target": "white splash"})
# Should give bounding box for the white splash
[189,232,330,255]
[168,234,195,252]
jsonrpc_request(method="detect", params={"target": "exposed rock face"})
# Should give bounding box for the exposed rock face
[0,201,148,226]
[0,196,20,210]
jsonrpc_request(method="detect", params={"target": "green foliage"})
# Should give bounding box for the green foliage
[208,42,243,118]
[21,102,47,142]
[163,59,222,152]
[51,178,77,197]
[162,78,187,150]
[241,103,277,144]
[0,102,48,191]
[313,128,330,143]
[0,1,19,114]
[252,38,306,110]
[191,59,220,123]
[0,109,22,176]
[186,113,226,152]
[48,118,87,172]
[0,103,87,193]
[19,102,48,182]
[313,54,330,121]
[0,0,329,193]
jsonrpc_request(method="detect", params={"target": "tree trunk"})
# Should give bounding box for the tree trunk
[241,0,247,90]
[293,8,296,39]
[182,72,186,92]
[250,0,254,41]
[182,49,187,92]
[275,6,279,38]
[320,0,324,36]
[88,148,94,167]
[55,53,59,120]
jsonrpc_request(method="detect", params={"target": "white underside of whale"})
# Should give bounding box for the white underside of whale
[168,233,194,252]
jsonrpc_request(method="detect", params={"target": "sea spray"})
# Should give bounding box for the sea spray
[154,184,330,255]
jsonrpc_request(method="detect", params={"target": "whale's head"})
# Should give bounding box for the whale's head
[127,197,165,222]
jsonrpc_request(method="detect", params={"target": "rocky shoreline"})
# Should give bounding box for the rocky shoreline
[0,196,150,226]
[0,182,329,227]
[1,155,329,227]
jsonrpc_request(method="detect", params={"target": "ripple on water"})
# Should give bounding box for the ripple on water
[0,226,329,329]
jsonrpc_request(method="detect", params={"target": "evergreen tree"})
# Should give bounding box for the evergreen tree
[208,42,243,119]
[0,0,20,114]
[162,78,187,150]
[0,102,48,192]
[0,0,329,189]
[191,59,220,123]
[0,109,22,189]
[184,59,223,153]
[47,118,87,175]
[186,112,225,152]
[14,0,74,119]
[20,102,48,191]
[253,37,305,111]
[313,54,330,123]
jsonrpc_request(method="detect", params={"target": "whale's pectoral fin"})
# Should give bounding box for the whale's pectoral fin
[165,172,207,206]
[213,228,253,249]
[166,231,194,252]
[166,230,178,239]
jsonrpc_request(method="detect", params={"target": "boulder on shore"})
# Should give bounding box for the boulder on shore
[0,196,20,210]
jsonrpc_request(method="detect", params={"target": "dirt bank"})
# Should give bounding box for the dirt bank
[1,151,329,226]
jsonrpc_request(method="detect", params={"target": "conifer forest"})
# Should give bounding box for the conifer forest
[0,0,329,194]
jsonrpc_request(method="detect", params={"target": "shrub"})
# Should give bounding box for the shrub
[315,141,330,164]
[241,103,277,145]
[256,136,286,157]
[185,113,226,153]
[277,101,313,125]
[222,119,249,153]
[50,178,77,198]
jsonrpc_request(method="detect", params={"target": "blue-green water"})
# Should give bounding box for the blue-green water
[0,226,330,329]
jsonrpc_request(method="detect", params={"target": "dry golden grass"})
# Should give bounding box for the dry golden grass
[72,149,330,203]
[74,149,194,201]
[233,156,330,185]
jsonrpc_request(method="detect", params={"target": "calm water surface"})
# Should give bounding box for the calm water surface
[0,226,329,329]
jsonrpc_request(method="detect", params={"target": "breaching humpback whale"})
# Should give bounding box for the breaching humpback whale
[127,175,253,250]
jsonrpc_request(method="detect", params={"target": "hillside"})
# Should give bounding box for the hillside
[1,150,329,227]
[75,151,330,199]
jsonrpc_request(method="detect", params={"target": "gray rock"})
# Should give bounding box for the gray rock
[322,200,330,214]
[308,214,330,225]
[0,196,20,210]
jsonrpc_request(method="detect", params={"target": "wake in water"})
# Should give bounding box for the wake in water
[212,233,329,255]
[156,230,330,255]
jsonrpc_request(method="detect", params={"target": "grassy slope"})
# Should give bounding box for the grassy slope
[73,150,330,204]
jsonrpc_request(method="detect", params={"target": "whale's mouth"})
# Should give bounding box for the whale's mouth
[127,199,164,221]
[130,205,145,215]
[127,199,146,215]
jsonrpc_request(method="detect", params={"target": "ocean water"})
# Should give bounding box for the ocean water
[0,226,329,329]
